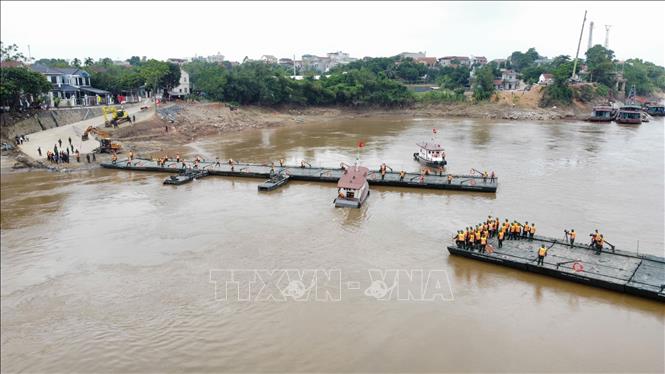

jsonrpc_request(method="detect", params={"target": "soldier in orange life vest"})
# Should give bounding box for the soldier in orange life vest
[537,244,548,266]
[569,229,576,247]
[497,228,505,248]
[456,231,465,248]
[522,222,530,239]
[529,223,536,241]
[480,234,488,253]
[595,234,605,255]
[468,230,475,251]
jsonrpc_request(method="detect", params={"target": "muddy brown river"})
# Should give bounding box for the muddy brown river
[2,117,664,372]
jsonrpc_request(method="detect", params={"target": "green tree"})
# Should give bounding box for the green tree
[1,42,26,61]
[541,62,574,106]
[34,58,70,68]
[472,65,495,101]
[72,58,81,67]
[138,59,170,95]
[0,67,52,109]
[84,57,94,66]
[585,45,615,86]
[127,56,142,66]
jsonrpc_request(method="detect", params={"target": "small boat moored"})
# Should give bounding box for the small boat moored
[586,105,615,122]
[334,165,370,208]
[163,169,209,185]
[615,104,643,125]
[644,103,665,117]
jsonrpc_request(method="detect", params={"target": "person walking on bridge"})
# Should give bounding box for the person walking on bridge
[58,138,62,148]
[37,146,42,157]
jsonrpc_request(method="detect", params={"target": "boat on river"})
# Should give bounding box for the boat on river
[163,169,208,185]
[413,142,447,168]
[334,165,370,208]
[644,103,665,117]
[615,104,642,125]
[258,171,290,191]
[586,105,615,122]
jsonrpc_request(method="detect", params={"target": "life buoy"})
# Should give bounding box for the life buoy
[572,262,584,272]
[470,179,476,186]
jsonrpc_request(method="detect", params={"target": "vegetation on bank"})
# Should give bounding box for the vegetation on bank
[2,40,665,111]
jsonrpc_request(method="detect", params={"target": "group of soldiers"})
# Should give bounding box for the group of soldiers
[454,216,537,252]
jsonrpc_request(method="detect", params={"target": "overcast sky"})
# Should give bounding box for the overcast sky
[2,1,664,65]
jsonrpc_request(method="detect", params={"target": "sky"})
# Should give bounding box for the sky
[2,1,664,66]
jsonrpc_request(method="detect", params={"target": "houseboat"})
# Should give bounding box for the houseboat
[644,103,665,117]
[615,104,642,125]
[334,165,370,208]
[413,142,447,168]
[586,105,615,122]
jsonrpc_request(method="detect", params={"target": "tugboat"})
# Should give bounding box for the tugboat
[615,104,642,125]
[163,169,208,185]
[334,164,370,208]
[586,105,615,122]
[413,128,447,168]
[258,170,290,191]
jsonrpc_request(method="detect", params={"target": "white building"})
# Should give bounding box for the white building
[398,51,426,59]
[169,69,190,98]
[261,55,278,64]
[207,52,225,63]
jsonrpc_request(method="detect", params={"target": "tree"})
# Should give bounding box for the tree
[138,59,170,95]
[127,56,142,66]
[84,57,94,66]
[0,67,52,110]
[541,62,573,106]
[72,58,81,67]
[473,65,495,101]
[183,60,227,100]
[1,42,26,62]
[34,58,70,68]
[585,45,615,86]
[160,62,181,93]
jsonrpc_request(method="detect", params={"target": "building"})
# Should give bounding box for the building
[470,56,488,66]
[497,69,520,90]
[538,73,554,85]
[30,64,110,107]
[398,51,426,59]
[206,52,224,64]
[534,57,552,66]
[301,54,331,73]
[261,55,278,64]
[326,51,357,69]
[168,68,190,98]
[490,58,509,68]
[113,60,131,67]
[415,57,438,67]
[167,58,188,66]
[439,56,471,68]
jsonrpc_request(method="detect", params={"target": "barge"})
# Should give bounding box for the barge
[586,105,615,122]
[163,169,209,185]
[334,165,370,208]
[447,235,665,302]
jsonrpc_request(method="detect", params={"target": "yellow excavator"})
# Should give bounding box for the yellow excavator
[102,106,130,128]
[82,126,122,153]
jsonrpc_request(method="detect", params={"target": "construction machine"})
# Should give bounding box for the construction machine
[102,106,130,128]
[82,126,122,153]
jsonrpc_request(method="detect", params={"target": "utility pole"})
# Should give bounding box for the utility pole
[587,21,594,51]
[604,25,612,49]
[571,10,587,81]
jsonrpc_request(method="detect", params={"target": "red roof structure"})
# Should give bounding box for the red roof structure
[337,166,369,189]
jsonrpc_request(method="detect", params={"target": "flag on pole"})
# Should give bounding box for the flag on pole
[358,141,365,148]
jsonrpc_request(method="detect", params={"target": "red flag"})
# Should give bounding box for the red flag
[432,128,437,134]
[358,141,365,148]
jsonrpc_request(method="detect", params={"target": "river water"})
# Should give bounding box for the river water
[2,117,664,372]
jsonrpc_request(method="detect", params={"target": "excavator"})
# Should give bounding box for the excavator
[102,106,130,128]
[81,126,122,153]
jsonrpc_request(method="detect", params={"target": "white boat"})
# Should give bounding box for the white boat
[413,142,447,168]
[334,166,370,208]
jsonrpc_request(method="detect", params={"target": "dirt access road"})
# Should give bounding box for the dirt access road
[18,103,153,160]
